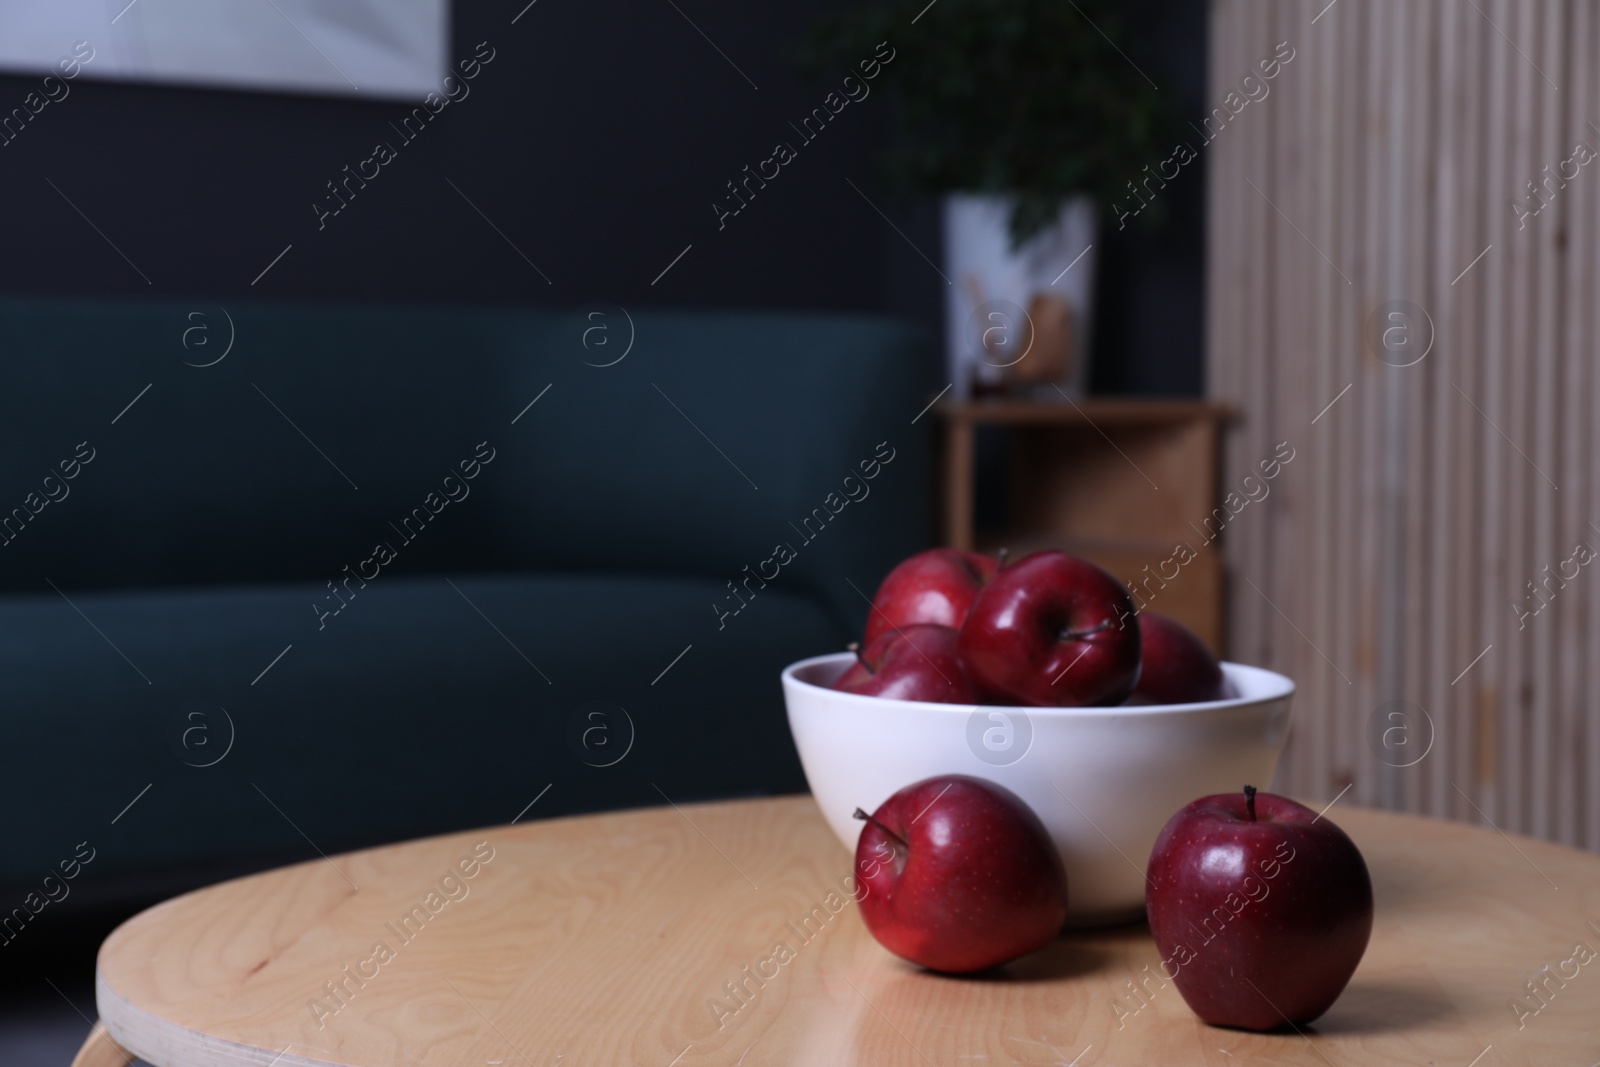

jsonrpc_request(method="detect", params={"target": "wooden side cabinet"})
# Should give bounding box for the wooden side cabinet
[939,399,1235,655]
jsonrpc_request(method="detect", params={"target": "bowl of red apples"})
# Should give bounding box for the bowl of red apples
[783,548,1295,926]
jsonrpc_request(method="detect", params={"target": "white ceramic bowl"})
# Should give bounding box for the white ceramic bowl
[782,653,1295,926]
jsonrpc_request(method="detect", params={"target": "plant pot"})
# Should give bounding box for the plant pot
[942,192,1098,399]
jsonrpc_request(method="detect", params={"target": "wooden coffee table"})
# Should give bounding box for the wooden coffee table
[73,796,1597,1066]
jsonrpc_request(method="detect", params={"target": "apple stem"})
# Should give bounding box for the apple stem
[847,641,873,675]
[853,807,909,850]
[997,547,1010,568]
[1061,618,1112,641]
[1244,784,1257,822]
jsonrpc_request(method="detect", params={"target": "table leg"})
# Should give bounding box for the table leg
[69,1021,135,1067]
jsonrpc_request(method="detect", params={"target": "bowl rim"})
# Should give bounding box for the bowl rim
[781,651,1294,716]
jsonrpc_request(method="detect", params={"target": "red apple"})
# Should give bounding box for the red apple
[863,548,999,645]
[1145,786,1373,1031]
[832,625,977,704]
[955,550,1141,706]
[853,775,1067,973]
[1128,612,1229,704]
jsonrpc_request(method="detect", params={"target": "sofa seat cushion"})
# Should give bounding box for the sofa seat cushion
[0,572,839,889]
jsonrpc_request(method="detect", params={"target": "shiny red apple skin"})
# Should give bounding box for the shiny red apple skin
[1145,789,1373,1031]
[1128,612,1229,704]
[832,625,978,704]
[955,550,1141,706]
[864,548,999,645]
[854,775,1068,973]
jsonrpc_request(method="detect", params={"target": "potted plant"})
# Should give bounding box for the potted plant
[802,0,1168,396]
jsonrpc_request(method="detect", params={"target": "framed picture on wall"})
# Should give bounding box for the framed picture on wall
[0,0,448,100]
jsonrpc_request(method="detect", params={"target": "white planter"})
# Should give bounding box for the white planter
[942,192,1098,398]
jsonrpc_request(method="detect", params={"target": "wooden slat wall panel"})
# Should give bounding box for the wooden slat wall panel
[1335,0,1368,801]
[1479,0,1512,830]
[1210,0,1596,848]
[1578,2,1600,854]
[1399,1,1433,822]
[1557,0,1590,850]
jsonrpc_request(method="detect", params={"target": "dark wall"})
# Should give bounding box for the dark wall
[0,0,1204,394]
[1091,0,1209,396]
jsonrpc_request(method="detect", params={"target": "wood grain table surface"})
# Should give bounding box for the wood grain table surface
[74,795,1600,1066]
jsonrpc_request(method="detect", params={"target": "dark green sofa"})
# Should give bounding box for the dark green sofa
[0,297,933,898]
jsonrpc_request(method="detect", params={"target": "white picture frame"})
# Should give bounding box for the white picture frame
[0,0,448,101]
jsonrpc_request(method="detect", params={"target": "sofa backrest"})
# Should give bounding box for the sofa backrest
[0,297,934,631]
